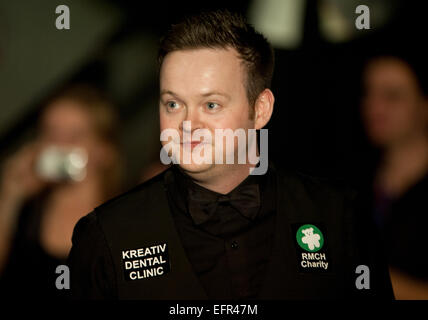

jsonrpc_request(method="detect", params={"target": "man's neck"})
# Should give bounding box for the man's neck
[184,163,256,195]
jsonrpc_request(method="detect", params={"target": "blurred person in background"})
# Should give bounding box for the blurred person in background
[361,53,428,299]
[140,145,170,183]
[140,158,170,183]
[0,84,122,299]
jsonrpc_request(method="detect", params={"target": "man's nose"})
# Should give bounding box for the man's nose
[179,107,203,132]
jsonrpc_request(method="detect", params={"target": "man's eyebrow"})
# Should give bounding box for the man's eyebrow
[160,90,231,99]
[160,90,177,97]
[200,91,231,99]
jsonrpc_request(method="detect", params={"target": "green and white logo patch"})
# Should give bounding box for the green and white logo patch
[292,223,331,272]
[296,224,324,252]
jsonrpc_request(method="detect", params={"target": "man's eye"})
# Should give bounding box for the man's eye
[167,101,179,109]
[206,102,219,110]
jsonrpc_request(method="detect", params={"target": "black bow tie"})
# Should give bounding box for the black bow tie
[187,183,261,225]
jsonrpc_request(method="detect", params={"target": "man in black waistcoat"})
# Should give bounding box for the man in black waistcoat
[67,9,394,300]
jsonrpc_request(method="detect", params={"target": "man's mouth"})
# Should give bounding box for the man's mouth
[181,141,202,149]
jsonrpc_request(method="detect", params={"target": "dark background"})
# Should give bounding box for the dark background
[0,0,426,190]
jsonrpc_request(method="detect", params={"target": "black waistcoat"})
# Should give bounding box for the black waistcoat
[92,167,391,299]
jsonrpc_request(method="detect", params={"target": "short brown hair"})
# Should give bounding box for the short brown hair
[158,9,274,109]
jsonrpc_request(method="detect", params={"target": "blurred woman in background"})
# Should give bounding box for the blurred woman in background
[0,84,122,299]
[361,53,428,299]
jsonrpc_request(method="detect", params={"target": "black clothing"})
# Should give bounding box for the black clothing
[373,173,428,279]
[0,194,67,300]
[67,164,394,299]
[185,174,262,225]
[165,165,276,299]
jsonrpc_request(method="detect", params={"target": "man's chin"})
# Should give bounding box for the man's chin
[177,162,215,175]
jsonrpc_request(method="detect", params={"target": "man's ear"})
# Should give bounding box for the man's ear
[254,89,275,130]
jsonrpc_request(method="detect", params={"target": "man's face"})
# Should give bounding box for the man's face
[159,47,256,175]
